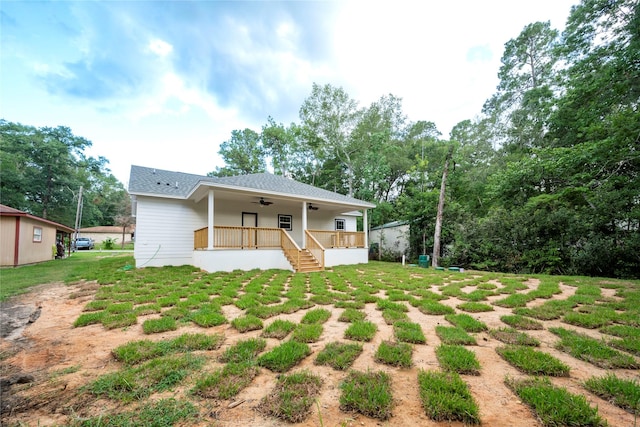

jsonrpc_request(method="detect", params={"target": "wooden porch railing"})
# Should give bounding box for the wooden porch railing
[194,225,282,249]
[281,229,302,271]
[194,226,330,272]
[305,230,325,269]
[308,230,365,248]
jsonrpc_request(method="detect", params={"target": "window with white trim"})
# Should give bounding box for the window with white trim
[33,227,43,243]
[335,219,346,231]
[278,214,292,231]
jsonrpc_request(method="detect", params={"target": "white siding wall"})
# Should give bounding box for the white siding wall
[134,196,206,267]
[325,248,368,266]
[193,249,292,272]
[308,213,358,232]
[370,224,410,256]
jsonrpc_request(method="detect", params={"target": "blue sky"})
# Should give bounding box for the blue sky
[1,0,578,186]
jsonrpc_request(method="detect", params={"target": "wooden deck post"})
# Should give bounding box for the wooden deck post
[302,201,307,249]
[207,189,214,250]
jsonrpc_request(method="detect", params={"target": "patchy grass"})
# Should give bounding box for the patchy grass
[417,369,480,424]
[315,342,363,370]
[497,345,570,376]
[607,336,640,356]
[73,311,105,327]
[514,299,576,320]
[338,308,366,323]
[301,308,332,324]
[444,313,488,332]
[457,301,494,312]
[375,341,413,368]
[394,321,426,344]
[291,323,324,343]
[583,374,640,414]
[599,324,640,339]
[562,310,614,329]
[506,377,605,427]
[219,338,266,363]
[549,327,639,369]
[435,344,480,375]
[113,333,224,365]
[499,314,543,330]
[89,354,205,402]
[102,312,138,330]
[231,314,263,332]
[257,370,323,423]
[489,328,540,346]
[257,341,311,372]
[339,370,393,420]
[493,293,533,308]
[417,299,455,315]
[261,319,296,339]
[188,307,227,327]
[71,398,198,426]
[142,316,177,334]
[191,361,260,399]
[381,308,410,325]
[435,326,477,345]
[344,321,377,342]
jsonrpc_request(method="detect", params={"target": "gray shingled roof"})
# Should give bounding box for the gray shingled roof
[128,165,375,208]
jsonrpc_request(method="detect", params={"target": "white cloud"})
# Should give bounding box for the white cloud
[148,38,173,57]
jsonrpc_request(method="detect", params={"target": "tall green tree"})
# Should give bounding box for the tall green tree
[482,21,560,152]
[0,120,126,227]
[210,128,266,177]
[299,83,362,196]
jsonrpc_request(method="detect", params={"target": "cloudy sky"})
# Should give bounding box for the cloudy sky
[1,0,578,186]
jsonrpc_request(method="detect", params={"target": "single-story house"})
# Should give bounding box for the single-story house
[369,220,410,260]
[128,165,376,273]
[0,204,74,266]
[78,225,135,245]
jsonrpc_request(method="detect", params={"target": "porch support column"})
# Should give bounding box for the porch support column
[207,189,214,250]
[302,201,307,248]
[363,209,369,248]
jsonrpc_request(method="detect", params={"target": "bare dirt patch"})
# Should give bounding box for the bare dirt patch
[1,277,638,427]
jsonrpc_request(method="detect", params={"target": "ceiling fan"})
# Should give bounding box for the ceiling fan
[252,197,273,206]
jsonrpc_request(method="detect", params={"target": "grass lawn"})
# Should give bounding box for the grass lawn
[0,251,132,300]
[2,257,638,426]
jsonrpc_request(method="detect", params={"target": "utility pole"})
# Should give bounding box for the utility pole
[74,186,83,244]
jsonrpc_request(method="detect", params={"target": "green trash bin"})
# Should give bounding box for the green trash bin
[418,255,430,268]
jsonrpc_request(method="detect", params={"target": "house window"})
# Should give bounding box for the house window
[33,227,43,243]
[278,214,292,231]
[335,219,346,231]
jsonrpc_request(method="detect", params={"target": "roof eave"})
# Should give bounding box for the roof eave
[188,181,376,209]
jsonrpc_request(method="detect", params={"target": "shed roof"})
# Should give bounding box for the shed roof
[79,225,135,233]
[128,165,375,209]
[370,220,409,231]
[0,204,74,233]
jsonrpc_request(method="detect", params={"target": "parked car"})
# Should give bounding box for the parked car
[74,237,94,250]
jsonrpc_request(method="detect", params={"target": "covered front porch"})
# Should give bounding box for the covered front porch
[190,187,371,273]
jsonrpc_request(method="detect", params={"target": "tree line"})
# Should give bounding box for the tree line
[210,0,639,278]
[0,120,130,230]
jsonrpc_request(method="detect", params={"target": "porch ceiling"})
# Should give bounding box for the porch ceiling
[190,185,367,214]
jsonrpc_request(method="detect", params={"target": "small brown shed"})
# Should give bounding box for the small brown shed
[0,204,74,266]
